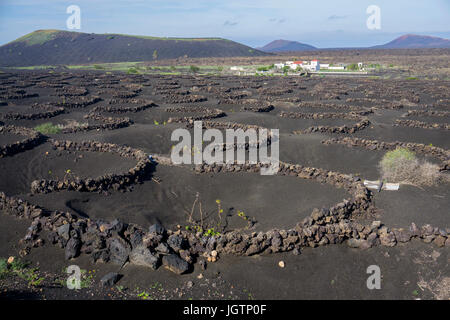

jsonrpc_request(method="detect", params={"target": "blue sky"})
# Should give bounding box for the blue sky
[0,0,449,47]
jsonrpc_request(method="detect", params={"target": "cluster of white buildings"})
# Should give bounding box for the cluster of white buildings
[274,60,321,72]
[273,60,364,72]
[229,60,365,75]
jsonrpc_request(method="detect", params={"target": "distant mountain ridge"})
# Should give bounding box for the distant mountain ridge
[257,40,317,52]
[0,29,269,67]
[258,34,450,52]
[372,34,450,49]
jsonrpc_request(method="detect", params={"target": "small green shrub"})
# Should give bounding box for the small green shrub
[9,258,29,271]
[79,269,95,288]
[379,147,444,186]
[347,63,359,71]
[0,257,44,286]
[127,67,138,74]
[190,65,200,73]
[204,228,220,237]
[138,290,152,300]
[0,258,8,279]
[257,65,271,72]
[35,122,61,134]
[18,267,45,287]
[380,148,418,183]
[381,148,416,170]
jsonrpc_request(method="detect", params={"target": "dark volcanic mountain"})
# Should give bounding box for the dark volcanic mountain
[373,34,450,49]
[258,39,317,52]
[0,30,269,67]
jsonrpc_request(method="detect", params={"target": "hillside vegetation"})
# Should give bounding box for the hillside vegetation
[0,30,269,67]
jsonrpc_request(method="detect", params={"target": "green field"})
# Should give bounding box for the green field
[4,62,227,76]
[110,33,226,42]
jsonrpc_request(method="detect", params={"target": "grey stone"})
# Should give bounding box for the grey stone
[91,249,110,264]
[47,232,59,244]
[167,234,188,252]
[69,229,79,239]
[142,233,163,248]
[162,254,190,275]
[109,219,126,235]
[380,232,397,247]
[371,221,382,230]
[347,238,363,248]
[129,230,144,248]
[379,226,390,234]
[65,237,81,260]
[433,236,446,247]
[325,233,337,244]
[270,232,282,249]
[244,243,263,256]
[100,272,121,287]
[393,229,412,243]
[81,232,104,251]
[149,223,166,235]
[155,242,170,254]
[410,223,420,236]
[367,232,380,247]
[311,209,324,221]
[421,224,434,237]
[57,224,71,241]
[129,245,160,270]
[108,237,131,266]
[318,237,329,246]
[179,250,193,263]
[74,220,86,233]
[206,237,217,251]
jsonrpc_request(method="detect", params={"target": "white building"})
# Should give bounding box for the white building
[299,60,320,72]
[288,61,302,70]
[310,60,320,71]
[274,59,321,72]
[328,66,345,70]
[319,63,330,69]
